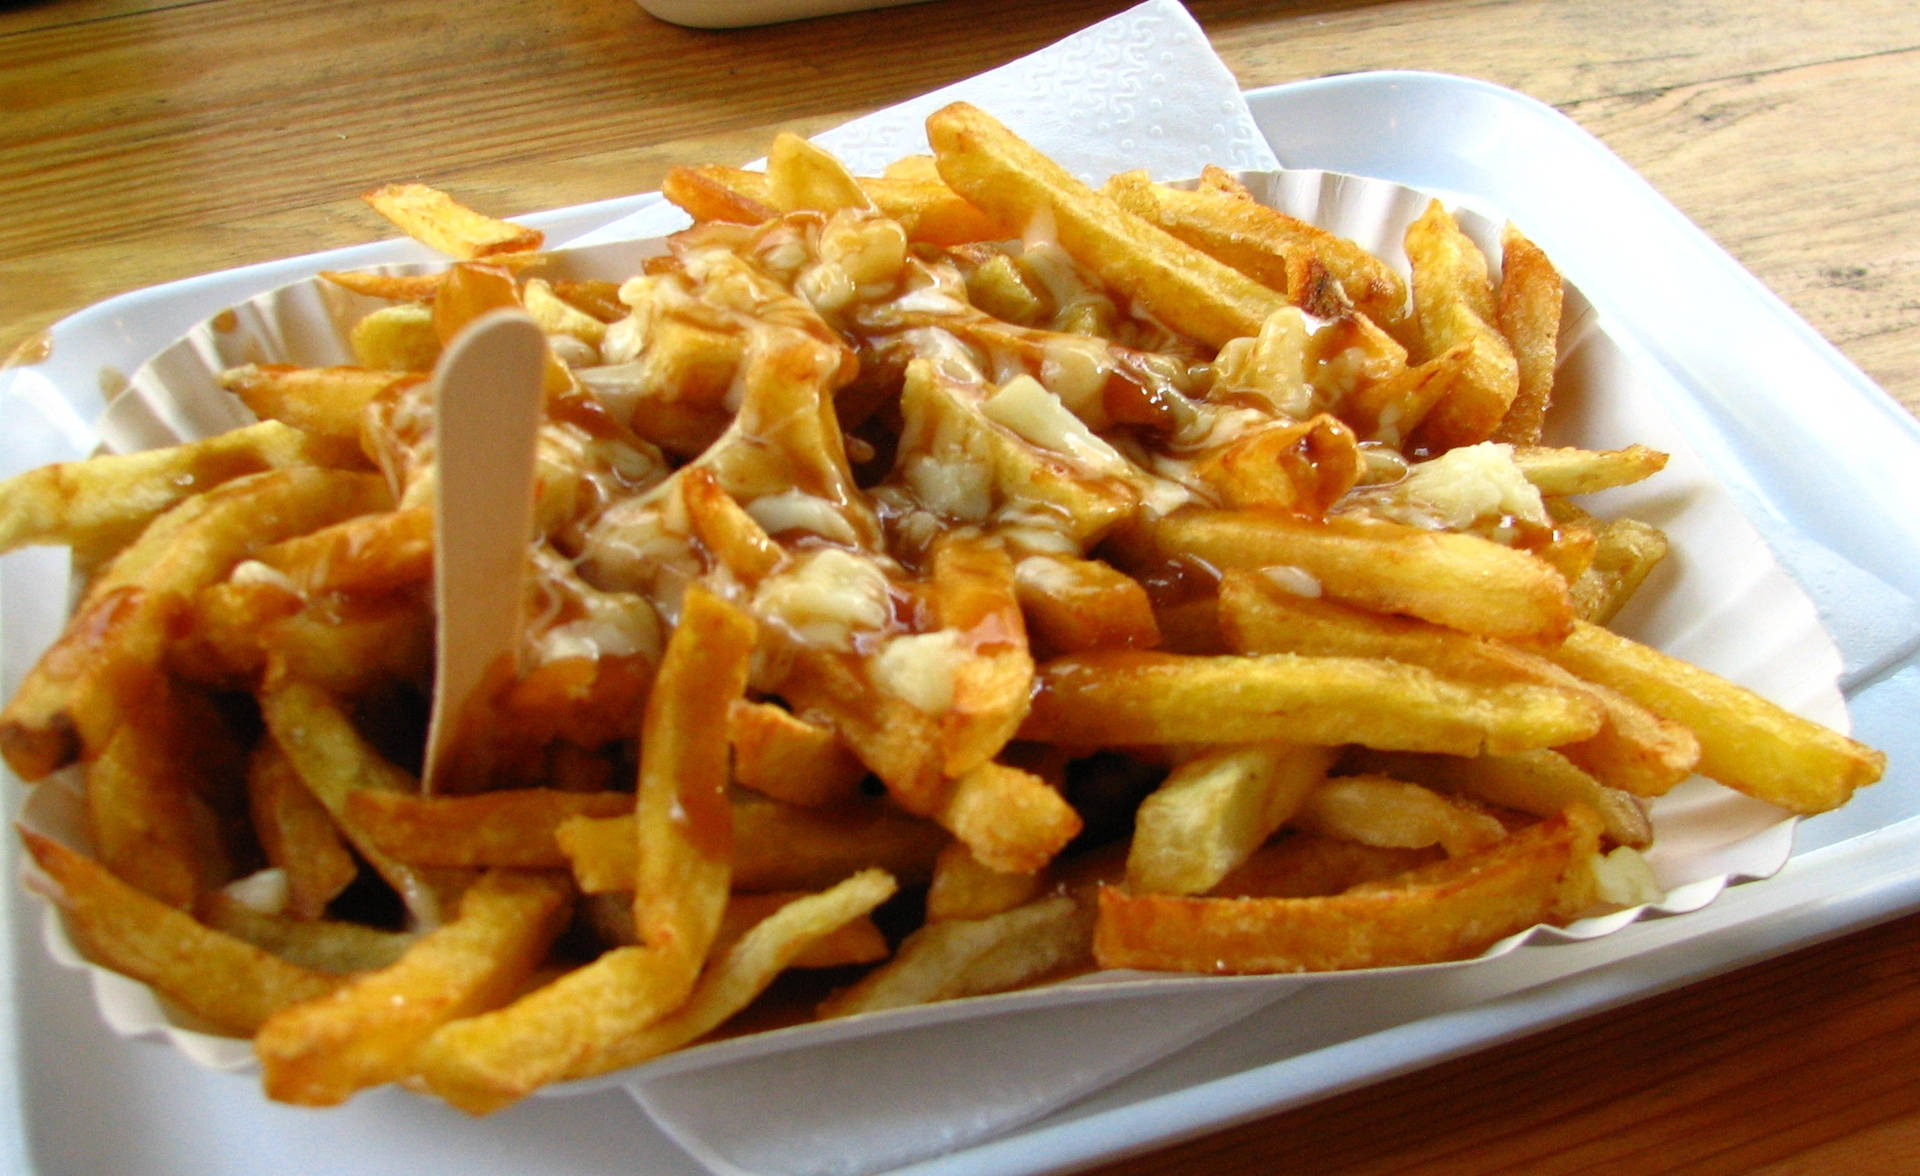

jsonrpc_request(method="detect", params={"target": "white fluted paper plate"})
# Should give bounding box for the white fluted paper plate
[9,168,1846,1113]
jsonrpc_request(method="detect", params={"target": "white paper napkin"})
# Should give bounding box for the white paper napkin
[568,0,1279,247]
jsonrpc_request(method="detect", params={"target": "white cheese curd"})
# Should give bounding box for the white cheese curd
[1377,441,1549,530]
[982,374,1131,474]
[228,558,301,594]
[867,628,969,714]
[746,488,862,545]
[751,547,893,651]
[1259,564,1324,598]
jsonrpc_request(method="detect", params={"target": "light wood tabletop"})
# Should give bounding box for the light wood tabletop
[4,0,1917,1173]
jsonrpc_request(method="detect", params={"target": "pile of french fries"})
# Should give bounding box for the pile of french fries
[1,102,1886,1113]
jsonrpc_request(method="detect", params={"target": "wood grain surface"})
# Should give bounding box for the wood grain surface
[3,0,1917,1172]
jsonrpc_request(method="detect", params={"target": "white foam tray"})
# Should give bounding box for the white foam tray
[4,71,1918,1175]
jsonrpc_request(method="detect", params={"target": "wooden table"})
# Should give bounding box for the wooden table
[4,0,1916,1172]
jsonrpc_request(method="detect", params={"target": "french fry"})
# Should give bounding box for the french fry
[928,102,1291,349]
[1094,806,1602,973]
[350,302,441,371]
[632,584,756,969]
[1,468,392,780]
[1403,200,1520,450]
[1352,747,1653,849]
[250,507,434,597]
[820,892,1093,1018]
[21,831,340,1034]
[343,788,634,868]
[1103,170,1409,328]
[1011,553,1161,656]
[582,869,898,1077]
[0,420,362,559]
[247,740,360,918]
[925,841,1048,921]
[1021,650,1603,757]
[1216,570,1701,797]
[1490,224,1565,445]
[767,131,874,214]
[1127,744,1336,896]
[255,869,574,1106]
[1145,508,1575,643]
[557,799,945,895]
[256,671,458,924]
[933,759,1081,875]
[727,699,869,807]
[221,364,409,441]
[361,182,544,260]
[711,888,892,968]
[1543,621,1886,813]
[665,162,1007,246]
[1212,834,1445,899]
[83,676,245,909]
[196,892,417,974]
[320,269,444,302]
[1293,774,1509,857]
[1510,444,1669,496]
[1571,516,1670,624]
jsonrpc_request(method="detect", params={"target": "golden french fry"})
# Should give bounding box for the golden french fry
[1510,444,1669,495]
[767,131,873,214]
[1011,553,1161,655]
[1403,200,1519,450]
[221,364,410,441]
[1104,171,1409,328]
[1189,413,1364,515]
[925,841,1048,922]
[0,420,361,559]
[361,182,544,260]
[1146,508,1574,643]
[558,799,945,896]
[584,869,898,1076]
[1293,774,1508,857]
[1570,516,1670,624]
[1211,834,1445,899]
[1127,744,1336,896]
[1021,650,1602,757]
[319,269,444,302]
[727,699,869,807]
[633,583,756,971]
[255,870,573,1106]
[1352,747,1653,849]
[247,740,359,919]
[663,163,782,223]
[251,507,433,597]
[820,892,1093,1018]
[1543,621,1886,813]
[256,672,457,924]
[1,468,392,781]
[1490,224,1565,445]
[21,830,339,1034]
[83,676,245,909]
[521,277,608,347]
[928,102,1290,349]
[196,892,417,974]
[350,302,441,371]
[344,788,634,868]
[933,760,1081,875]
[1093,806,1602,973]
[1216,570,1700,797]
[711,888,892,968]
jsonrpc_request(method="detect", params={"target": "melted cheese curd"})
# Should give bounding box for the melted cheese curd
[372,204,1556,733]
